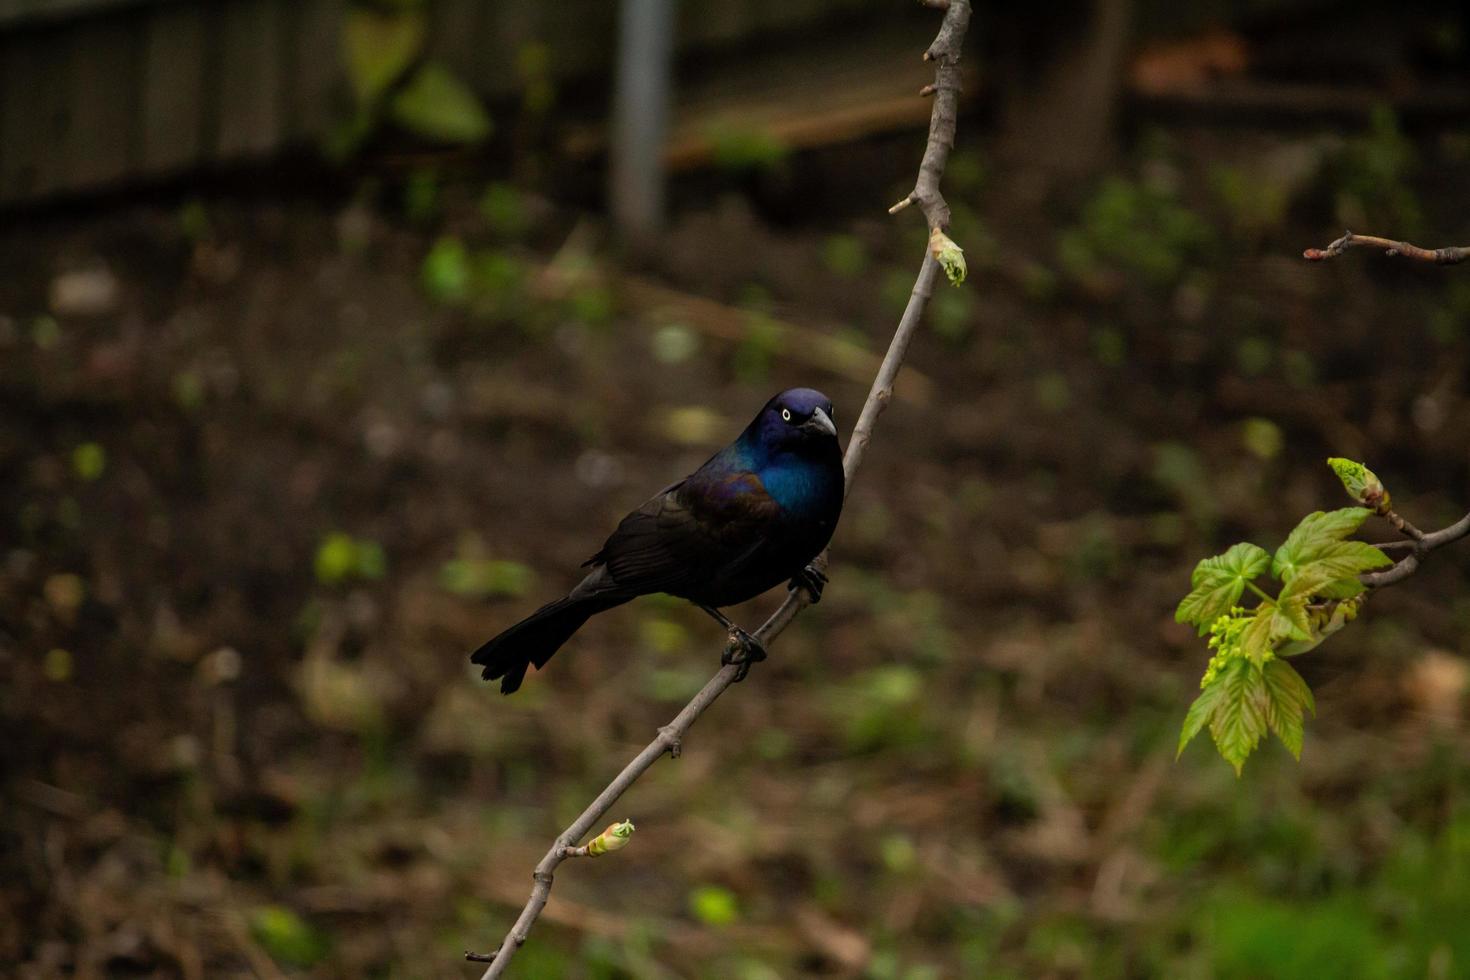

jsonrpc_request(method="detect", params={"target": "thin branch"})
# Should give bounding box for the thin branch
[1303,230,1470,265]
[469,4,973,975]
[887,0,970,232]
[1361,510,1470,589]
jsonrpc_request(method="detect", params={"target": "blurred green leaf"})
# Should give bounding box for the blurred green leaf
[402,168,439,223]
[689,885,740,926]
[315,532,386,585]
[70,442,106,482]
[390,62,492,144]
[651,324,699,364]
[1240,418,1282,460]
[480,183,529,238]
[1063,175,1214,285]
[421,236,470,304]
[439,558,534,598]
[822,234,866,278]
[43,648,73,682]
[249,904,329,968]
[707,125,788,172]
[343,7,425,104]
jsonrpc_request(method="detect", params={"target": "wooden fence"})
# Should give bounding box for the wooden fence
[0,0,869,207]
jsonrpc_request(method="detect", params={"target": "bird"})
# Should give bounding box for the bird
[472,387,845,694]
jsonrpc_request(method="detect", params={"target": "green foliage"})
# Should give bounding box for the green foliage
[249,904,330,968]
[421,237,470,304]
[333,3,490,157]
[480,183,530,239]
[1209,165,1289,239]
[1059,175,1214,286]
[1240,418,1282,460]
[1176,460,1393,773]
[314,532,387,585]
[70,442,106,482]
[821,234,866,278]
[344,6,424,104]
[688,884,740,926]
[401,168,439,223]
[707,125,789,173]
[928,286,975,344]
[1176,543,1270,636]
[1326,105,1421,237]
[389,63,493,144]
[439,558,533,599]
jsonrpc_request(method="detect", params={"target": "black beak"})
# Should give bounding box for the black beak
[802,406,837,438]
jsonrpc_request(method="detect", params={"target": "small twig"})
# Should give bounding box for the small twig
[1303,230,1470,266]
[471,4,973,976]
[1361,510,1470,589]
[887,0,970,231]
[1385,510,1425,541]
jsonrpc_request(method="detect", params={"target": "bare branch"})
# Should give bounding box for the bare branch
[1303,230,1470,265]
[469,4,973,974]
[1361,510,1470,589]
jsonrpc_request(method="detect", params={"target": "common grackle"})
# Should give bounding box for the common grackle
[472,388,845,694]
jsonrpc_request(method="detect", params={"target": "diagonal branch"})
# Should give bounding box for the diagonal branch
[1303,230,1470,265]
[1362,510,1470,589]
[468,3,973,975]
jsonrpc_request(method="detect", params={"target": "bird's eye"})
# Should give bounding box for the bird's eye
[781,408,792,422]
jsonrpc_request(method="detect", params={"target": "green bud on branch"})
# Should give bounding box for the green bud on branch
[928,228,966,286]
[1327,457,1390,514]
[584,819,635,856]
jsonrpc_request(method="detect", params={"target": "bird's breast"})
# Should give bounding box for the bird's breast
[758,459,843,521]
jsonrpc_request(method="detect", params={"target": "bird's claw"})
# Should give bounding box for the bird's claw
[787,563,829,604]
[720,627,767,682]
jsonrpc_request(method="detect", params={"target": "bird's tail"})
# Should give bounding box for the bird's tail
[470,593,626,694]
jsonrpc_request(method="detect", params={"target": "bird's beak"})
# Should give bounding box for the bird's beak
[804,406,837,438]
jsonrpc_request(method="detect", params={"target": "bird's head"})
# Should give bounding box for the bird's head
[744,387,840,457]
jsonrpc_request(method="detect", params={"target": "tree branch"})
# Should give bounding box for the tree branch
[468,4,972,975]
[1362,510,1470,589]
[1303,230,1470,265]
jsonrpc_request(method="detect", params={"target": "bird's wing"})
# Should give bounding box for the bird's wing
[585,472,780,594]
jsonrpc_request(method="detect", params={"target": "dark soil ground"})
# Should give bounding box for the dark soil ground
[3,110,1470,978]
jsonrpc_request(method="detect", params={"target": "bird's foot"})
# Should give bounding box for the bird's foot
[720,626,767,682]
[788,563,829,604]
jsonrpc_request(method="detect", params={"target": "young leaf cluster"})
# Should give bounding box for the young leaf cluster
[1175,460,1393,774]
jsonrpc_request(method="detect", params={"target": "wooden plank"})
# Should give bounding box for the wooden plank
[0,27,70,202]
[0,0,154,29]
[427,0,481,81]
[139,1,205,172]
[283,0,343,144]
[477,0,533,96]
[214,0,282,158]
[64,13,139,189]
[549,0,613,79]
[678,0,751,49]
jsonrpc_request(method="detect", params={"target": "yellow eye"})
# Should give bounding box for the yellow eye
[781,408,792,422]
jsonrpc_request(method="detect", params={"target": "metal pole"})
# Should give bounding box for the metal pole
[609,0,674,251]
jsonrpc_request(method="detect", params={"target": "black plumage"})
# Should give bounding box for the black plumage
[472,388,845,693]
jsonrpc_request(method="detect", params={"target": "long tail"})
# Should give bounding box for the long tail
[470,593,626,694]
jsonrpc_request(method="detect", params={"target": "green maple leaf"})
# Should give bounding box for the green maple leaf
[1209,658,1269,776]
[1272,508,1371,581]
[1176,542,1270,634]
[1262,659,1315,759]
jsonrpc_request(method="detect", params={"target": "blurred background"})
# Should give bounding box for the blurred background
[3,0,1470,976]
